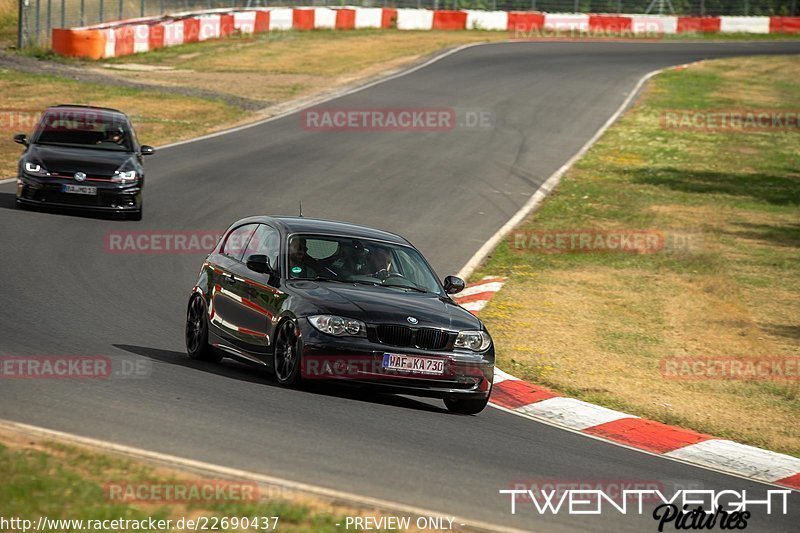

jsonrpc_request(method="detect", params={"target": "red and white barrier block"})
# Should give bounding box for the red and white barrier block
[52,7,800,60]
[355,7,383,29]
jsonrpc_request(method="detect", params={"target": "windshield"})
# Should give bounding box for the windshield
[32,109,134,152]
[287,235,443,295]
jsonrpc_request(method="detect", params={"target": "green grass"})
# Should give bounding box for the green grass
[0,439,379,532]
[474,55,800,456]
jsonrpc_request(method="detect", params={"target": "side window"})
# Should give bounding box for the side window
[243,224,280,270]
[222,224,257,262]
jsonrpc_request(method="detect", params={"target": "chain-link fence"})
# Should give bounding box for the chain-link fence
[17,0,800,49]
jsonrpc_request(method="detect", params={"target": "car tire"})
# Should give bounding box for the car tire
[128,208,142,221]
[444,395,490,415]
[185,295,222,363]
[273,320,302,387]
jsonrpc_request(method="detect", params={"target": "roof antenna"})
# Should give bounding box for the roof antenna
[298,201,303,218]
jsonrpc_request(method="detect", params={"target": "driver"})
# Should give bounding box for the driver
[99,126,125,145]
[289,238,318,278]
[368,248,393,278]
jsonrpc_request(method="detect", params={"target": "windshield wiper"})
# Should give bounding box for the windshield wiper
[35,141,128,151]
[382,283,429,293]
[349,280,381,287]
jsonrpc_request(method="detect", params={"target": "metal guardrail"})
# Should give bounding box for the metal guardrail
[16,0,800,49]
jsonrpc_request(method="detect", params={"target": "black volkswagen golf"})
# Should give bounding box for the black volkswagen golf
[14,105,154,220]
[186,216,495,414]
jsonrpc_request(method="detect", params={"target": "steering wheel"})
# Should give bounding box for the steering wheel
[374,269,406,281]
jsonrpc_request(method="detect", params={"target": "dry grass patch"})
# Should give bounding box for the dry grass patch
[98,30,507,106]
[475,55,800,456]
[0,427,418,531]
[3,30,507,178]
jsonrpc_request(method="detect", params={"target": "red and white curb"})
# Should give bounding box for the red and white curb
[452,276,506,313]
[455,278,800,491]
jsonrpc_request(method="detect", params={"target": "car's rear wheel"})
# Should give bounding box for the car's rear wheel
[444,395,490,415]
[185,295,222,362]
[273,320,301,387]
[127,207,142,221]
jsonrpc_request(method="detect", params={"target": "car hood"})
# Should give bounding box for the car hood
[27,144,134,177]
[285,281,481,331]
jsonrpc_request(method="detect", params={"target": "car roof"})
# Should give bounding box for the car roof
[46,105,129,119]
[234,216,411,246]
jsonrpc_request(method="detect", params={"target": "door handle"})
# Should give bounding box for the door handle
[223,273,236,284]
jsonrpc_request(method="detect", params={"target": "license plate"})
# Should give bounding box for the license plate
[62,184,97,195]
[382,353,445,375]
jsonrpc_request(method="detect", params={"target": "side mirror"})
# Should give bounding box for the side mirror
[140,145,155,156]
[443,275,465,295]
[246,254,273,275]
[13,134,28,146]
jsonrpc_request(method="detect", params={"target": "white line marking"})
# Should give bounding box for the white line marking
[0,41,498,186]
[154,41,498,151]
[457,66,664,280]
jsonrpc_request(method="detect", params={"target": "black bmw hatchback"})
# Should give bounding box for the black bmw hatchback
[186,216,495,414]
[14,105,154,220]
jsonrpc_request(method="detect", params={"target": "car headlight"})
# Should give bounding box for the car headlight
[454,330,492,351]
[112,170,137,183]
[308,315,366,337]
[24,161,49,176]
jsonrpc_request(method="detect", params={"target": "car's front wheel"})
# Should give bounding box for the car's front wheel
[185,295,222,363]
[273,320,302,387]
[444,395,490,415]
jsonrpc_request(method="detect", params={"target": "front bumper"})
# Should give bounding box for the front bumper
[297,319,495,400]
[16,175,142,212]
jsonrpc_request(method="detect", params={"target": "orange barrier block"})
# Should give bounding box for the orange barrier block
[432,10,467,30]
[381,8,397,29]
[219,14,235,37]
[506,12,545,32]
[293,9,315,30]
[254,11,270,33]
[183,16,200,42]
[588,15,632,33]
[148,22,164,50]
[677,16,721,33]
[52,28,106,59]
[769,16,800,33]
[335,8,356,30]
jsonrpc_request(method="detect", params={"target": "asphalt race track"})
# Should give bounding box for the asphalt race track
[1,42,799,531]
